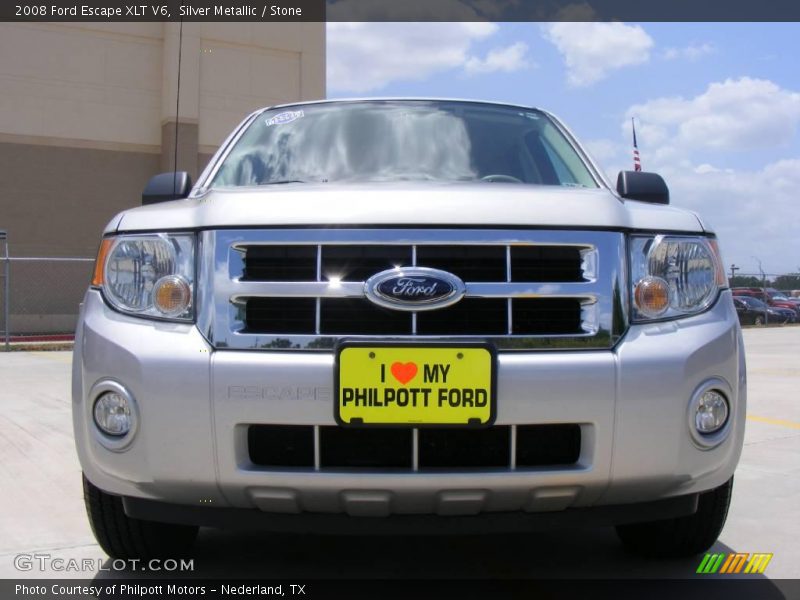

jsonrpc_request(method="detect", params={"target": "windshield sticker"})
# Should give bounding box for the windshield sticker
[266,110,304,126]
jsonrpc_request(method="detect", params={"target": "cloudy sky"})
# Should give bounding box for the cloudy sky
[326,22,800,276]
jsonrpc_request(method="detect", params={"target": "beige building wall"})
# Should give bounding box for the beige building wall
[0,22,325,257]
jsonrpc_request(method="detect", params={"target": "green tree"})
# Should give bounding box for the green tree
[773,274,800,291]
[729,275,766,288]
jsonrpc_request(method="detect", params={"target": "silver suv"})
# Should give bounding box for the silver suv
[74,99,744,560]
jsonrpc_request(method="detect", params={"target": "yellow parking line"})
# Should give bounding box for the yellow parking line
[747,414,800,430]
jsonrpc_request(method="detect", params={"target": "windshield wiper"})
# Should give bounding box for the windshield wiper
[259,179,308,185]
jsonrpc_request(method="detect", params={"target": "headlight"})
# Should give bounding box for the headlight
[92,233,195,321]
[630,235,726,322]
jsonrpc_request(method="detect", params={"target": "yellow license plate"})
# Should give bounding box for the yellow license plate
[335,343,495,426]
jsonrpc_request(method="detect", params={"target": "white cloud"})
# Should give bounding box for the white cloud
[583,138,622,164]
[595,146,800,273]
[626,77,800,153]
[543,22,654,86]
[329,23,532,93]
[693,163,733,175]
[662,42,715,61]
[663,159,800,274]
[464,42,531,75]
[590,78,800,273]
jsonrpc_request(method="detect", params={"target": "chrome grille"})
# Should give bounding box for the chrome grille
[198,229,627,351]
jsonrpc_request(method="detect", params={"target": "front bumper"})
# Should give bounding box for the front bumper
[122,493,699,534]
[73,289,745,520]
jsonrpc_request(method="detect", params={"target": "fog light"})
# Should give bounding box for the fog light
[93,392,132,436]
[634,276,670,318]
[695,390,729,434]
[153,275,191,317]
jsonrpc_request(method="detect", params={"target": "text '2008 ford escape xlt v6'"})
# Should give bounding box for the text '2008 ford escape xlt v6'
[74,99,744,560]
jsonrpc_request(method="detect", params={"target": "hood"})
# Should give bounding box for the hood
[109,182,705,234]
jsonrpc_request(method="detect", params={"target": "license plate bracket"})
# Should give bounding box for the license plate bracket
[334,341,496,427]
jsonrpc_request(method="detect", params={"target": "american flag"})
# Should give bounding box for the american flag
[632,117,642,172]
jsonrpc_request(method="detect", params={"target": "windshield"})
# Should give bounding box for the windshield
[739,296,766,309]
[210,101,599,188]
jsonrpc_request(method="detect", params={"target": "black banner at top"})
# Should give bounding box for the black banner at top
[3,0,800,22]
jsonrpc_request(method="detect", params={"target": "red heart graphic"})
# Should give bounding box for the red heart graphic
[391,361,418,385]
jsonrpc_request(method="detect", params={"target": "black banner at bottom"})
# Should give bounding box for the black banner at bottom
[2,579,798,600]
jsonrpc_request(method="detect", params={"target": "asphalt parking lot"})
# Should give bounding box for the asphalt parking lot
[0,327,798,583]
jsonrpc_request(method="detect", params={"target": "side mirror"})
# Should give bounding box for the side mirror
[142,172,192,205]
[616,170,669,205]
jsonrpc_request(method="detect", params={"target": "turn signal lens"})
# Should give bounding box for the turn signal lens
[634,276,670,318]
[153,275,191,317]
[91,238,113,287]
[707,239,728,287]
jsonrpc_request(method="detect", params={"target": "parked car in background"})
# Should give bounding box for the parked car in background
[734,296,794,325]
[733,297,767,326]
[772,291,800,310]
[770,306,798,323]
[732,287,800,317]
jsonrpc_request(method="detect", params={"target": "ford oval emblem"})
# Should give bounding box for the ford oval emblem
[365,267,466,311]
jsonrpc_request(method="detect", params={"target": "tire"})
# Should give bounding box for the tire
[754,315,764,326]
[83,475,198,560]
[615,477,733,558]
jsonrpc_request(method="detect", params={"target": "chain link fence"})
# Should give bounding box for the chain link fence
[729,273,800,296]
[1,240,94,348]
[1,231,8,350]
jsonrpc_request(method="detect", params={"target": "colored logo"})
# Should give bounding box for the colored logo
[365,267,465,311]
[696,552,773,574]
[390,361,418,385]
